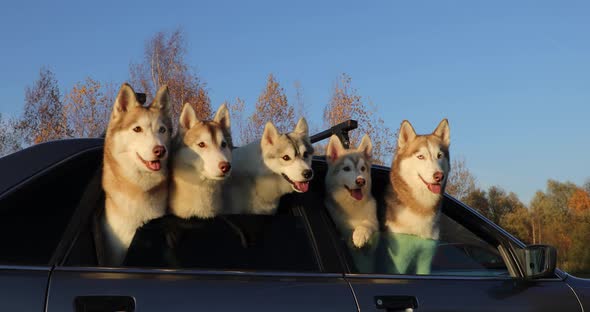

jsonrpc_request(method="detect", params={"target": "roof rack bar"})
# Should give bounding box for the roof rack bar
[310,119,358,149]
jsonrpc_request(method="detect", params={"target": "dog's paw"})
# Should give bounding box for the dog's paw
[352,226,373,248]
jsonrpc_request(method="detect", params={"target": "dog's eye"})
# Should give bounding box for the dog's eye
[417,155,425,160]
[343,166,351,172]
[159,126,166,134]
[303,151,309,158]
[437,152,443,159]
[133,126,142,133]
[361,166,366,172]
[198,142,206,148]
[221,141,227,148]
[282,155,291,161]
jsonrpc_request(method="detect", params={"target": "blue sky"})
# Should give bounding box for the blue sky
[1,0,588,204]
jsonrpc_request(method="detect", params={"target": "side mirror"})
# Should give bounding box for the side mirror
[521,245,557,279]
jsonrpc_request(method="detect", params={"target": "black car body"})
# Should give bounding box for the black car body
[0,135,588,312]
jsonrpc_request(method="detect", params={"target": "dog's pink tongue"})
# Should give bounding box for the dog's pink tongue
[147,161,161,171]
[351,189,363,200]
[294,181,310,192]
[428,183,442,194]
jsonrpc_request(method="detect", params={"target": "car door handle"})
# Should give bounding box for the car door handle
[75,296,135,312]
[375,295,418,312]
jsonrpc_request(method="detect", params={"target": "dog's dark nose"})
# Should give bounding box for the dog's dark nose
[153,145,166,158]
[219,161,231,174]
[302,169,313,180]
[433,171,444,183]
[356,177,366,187]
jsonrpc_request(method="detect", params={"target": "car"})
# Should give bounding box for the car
[0,120,588,312]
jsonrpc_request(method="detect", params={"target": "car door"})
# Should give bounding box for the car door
[341,197,582,312]
[45,175,356,312]
[0,140,103,311]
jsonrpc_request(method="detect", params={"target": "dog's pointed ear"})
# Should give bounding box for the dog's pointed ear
[433,118,450,147]
[293,117,309,137]
[113,83,139,117]
[262,121,279,147]
[326,135,345,163]
[152,85,170,116]
[179,103,198,131]
[213,103,231,132]
[398,120,416,149]
[358,134,373,160]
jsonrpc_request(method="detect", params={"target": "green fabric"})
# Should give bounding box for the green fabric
[341,228,380,273]
[380,232,437,275]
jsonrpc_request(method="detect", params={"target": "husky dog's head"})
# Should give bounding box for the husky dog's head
[326,134,373,201]
[261,118,314,193]
[175,103,232,180]
[105,83,172,174]
[393,119,451,202]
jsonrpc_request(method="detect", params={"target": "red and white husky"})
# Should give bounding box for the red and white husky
[102,83,172,266]
[169,103,232,219]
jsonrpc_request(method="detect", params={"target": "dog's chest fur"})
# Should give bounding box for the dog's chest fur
[326,186,376,230]
[102,152,168,264]
[385,171,443,240]
[169,168,224,219]
[225,142,292,214]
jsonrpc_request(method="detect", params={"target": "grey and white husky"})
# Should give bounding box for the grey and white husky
[169,103,232,219]
[224,118,314,214]
[324,134,377,248]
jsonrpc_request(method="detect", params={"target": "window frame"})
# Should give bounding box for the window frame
[55,157,348,276]
[319,163,565,281]
[0,140,103,268]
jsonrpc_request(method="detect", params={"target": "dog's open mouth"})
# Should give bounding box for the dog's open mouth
[419,175,441,194]
[137,153,162,171]
[345,185,363,200]
[281,173,310,193]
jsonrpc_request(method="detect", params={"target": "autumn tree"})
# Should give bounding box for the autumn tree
[486,186,524,225]
[293,80,307,120]
[463,188,489,216]
[569,188,590,215]
[446,157,477,200]
[249,74,295,140]
[529,180,578,269]
[16,67,70,144]
[0,114,23,156]
[130,28,210,125]
[64,77,114,138]
[500,206,533,244]
[225,97,250,146]
[323,73,396,165]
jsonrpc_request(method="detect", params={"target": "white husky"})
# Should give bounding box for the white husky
[224,118,314,214]
[102,83,172,266]
[169,103,232,219]
[325,134,377,248]
[382,119,450,274]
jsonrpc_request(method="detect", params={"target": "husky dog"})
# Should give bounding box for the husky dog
[102,83,172,266]
[225,118,314,214]
[381,119,450,274]
[169,103,232,219]
[325,134,377,249]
